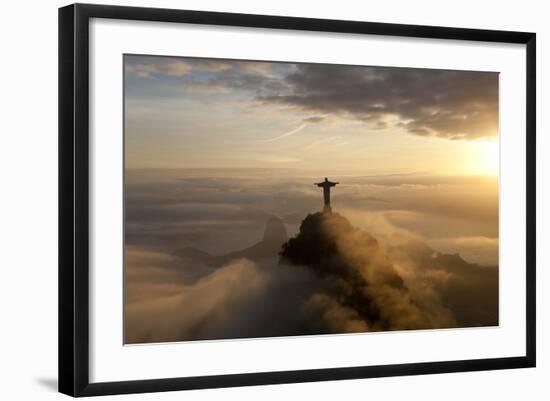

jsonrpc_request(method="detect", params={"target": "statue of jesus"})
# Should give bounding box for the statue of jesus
[315,177,339,212]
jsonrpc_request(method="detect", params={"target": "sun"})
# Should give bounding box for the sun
[469,140,499,175]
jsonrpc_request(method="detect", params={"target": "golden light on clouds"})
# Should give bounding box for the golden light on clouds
[123,56,501,343]
[124,55,499,174]
[466,140,499,176]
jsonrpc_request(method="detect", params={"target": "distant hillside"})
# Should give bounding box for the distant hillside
[174,216,288,266]
[387,240,498,327]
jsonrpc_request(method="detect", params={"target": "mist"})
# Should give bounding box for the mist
[124,168,498,343]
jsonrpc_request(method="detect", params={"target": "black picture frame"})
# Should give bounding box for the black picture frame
[59,3,536,397]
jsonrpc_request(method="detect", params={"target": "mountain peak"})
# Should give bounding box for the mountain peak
[263,216,288,244]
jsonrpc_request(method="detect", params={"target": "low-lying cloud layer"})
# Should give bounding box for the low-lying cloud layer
[125,207,497,343]
[280,212,453,332]
[125,169,498,264]
[125,254,328,343]
[124,170,499,343]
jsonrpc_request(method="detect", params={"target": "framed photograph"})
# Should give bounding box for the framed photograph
[58,3,536,397]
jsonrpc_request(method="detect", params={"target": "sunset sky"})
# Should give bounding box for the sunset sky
[124,55,499,175]
[123,55,500,343]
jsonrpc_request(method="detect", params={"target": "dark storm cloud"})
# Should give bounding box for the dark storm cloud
[204,62,498,140]
[126,55,498,140]
[258,64,499,140]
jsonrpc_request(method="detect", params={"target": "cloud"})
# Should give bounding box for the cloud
[124,203,498,343]
[336,174,499,239]
[125,255,329,343]
[126,55,498,140]
[388,240,498,327]
[259,64,498,140]
[125,57,192,79]
[124,56,277,85]
[124,247,220,302]
[303,115,327,123]
[190,60,233,73]
[280,212,450,332]
[124,170,499,258]
[302,294,369,333]
[125,258,268,343]
[427,236,498,266]
[251,124,306,143]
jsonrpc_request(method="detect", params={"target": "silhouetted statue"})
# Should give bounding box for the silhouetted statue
[315,177,339,212]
